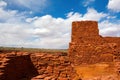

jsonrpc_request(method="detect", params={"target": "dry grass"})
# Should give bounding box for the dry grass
[0,47,68,53]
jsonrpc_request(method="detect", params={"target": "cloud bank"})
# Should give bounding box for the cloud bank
[0,0,120,49]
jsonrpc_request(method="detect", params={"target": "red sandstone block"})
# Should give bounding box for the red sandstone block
[22,52,29,56]
[58,77,68,80]
[2,63,9,66]
[72,21,99,40]
[46,66,53,70]
[51,77,58,80]
[45,70,53,74]
[0,72,4,75]
[35,53,46,57]
[32,74,46,79]
[0,66,6,69]
[38,69,46,75]
[16,52,23,56]
[53,67,59,72]
[44,76,54,80]
[45,54,53,58]
[38,62,45,65]
[59,72,67,78]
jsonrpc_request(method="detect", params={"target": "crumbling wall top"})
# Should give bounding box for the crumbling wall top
[72,21,99,37]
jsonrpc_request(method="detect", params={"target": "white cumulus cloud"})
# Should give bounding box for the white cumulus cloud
[0,1,120,49]
[82,8,107,21]
[107,0,120,12]
[0,0,7,7]
[99,20,120,37]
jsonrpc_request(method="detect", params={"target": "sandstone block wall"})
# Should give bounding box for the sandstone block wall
[0,52,38,80]
[69,21,120,65]
[104,37,120,51]
[30,53,77,80]
[0,52,77,80]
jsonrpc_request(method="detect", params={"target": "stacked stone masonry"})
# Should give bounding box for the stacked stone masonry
[0,51,77,80]
[69,21,120,65]
[0,52,38,80]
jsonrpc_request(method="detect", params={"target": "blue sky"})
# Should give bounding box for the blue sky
[0,0,120,49]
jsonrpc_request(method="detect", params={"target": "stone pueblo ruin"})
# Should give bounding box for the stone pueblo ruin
[0,21,120,80]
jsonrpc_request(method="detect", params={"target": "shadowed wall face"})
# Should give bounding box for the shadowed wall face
[0,53,38,80]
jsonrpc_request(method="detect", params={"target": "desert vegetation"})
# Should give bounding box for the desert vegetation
[0,47,67,53]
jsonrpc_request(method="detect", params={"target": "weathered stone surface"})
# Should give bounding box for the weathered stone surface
[30,53,77,80]
[0,52,77,80]
[0,52,38,80]
[69,21,120,65]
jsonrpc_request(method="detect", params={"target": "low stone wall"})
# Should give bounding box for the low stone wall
[0,52,77,80]
[0,52,38,80]
[31,53,77,80]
